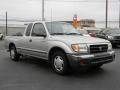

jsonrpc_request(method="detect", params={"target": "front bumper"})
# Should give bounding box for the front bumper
[109,40,120,45]
[67,51,115,68]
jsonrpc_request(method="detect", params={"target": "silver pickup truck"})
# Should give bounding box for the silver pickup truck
[5,21,115,75]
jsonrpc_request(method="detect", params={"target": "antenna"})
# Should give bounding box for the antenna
[51,8,53,34]
[105,0,108,28]
[6,11,8,36]
[42,0,45,21]
[119,0,120,28]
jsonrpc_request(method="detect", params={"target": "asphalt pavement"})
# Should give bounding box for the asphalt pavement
[0,40,120,90]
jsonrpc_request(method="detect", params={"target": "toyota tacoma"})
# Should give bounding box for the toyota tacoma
[5,21,115,75]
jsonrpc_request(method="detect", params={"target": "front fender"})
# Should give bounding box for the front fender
[47,40,73,54]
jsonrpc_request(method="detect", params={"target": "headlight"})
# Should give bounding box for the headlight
[71,44,88,53]
[108,43,112,50]
[71,44,79,52]
[108,36,114,39]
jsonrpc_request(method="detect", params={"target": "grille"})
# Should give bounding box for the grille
[90,44,108,54]
[92,56,113,63]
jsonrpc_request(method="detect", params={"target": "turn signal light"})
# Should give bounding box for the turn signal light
[80,59,86,65]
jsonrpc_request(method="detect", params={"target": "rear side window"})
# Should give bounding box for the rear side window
[25,23,33,36]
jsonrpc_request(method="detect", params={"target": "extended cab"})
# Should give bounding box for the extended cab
[5,21,115,75]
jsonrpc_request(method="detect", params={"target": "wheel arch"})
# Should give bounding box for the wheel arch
[48,47,67,61]
[9,42,16,50]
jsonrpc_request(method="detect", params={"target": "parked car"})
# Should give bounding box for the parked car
[5,21,115,75]
[0,33,3,40]
[84,27,101,37]
[78,29,90,37]
[96,28,120,47]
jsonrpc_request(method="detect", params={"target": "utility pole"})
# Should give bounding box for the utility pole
[119,0,120,28]
[42,0,44,21]
[105,0,108,28]
[6,11,8,36]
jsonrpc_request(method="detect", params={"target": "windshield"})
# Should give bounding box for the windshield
[108,29,120,34]
[78,30,88,34]
[46,22,79,35]
[87,30,99,34]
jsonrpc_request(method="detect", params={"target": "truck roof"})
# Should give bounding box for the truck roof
[26,21,69,24]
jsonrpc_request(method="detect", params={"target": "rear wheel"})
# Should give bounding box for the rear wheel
[51,51,69,75]
[10,45,20,61]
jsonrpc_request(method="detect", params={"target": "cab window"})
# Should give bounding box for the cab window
[31,23,46,37]
[25,23,33,36]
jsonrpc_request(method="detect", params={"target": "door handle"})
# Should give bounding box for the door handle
[29,39,32,42]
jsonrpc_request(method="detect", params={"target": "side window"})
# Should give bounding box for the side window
[25,23,33,36]
[32,23,46,36]
[100,30,106,34]
[99,30,104,34]
[104,30,109,34]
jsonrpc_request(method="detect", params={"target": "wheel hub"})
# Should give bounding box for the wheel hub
[10,49,15,59]
[54,56,64,71]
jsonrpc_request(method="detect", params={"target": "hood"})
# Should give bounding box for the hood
[82,34,90,37]
[51,35,109,44]
[109,34,120,37]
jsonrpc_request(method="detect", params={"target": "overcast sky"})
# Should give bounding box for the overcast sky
[0,0,119,21]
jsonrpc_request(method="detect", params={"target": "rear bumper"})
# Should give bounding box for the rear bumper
[67,51,115,68]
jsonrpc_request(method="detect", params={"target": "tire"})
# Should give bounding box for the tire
[10,45,20,61]
[1,36,3,40]
[51,51,69,75]
[112,44,117,48]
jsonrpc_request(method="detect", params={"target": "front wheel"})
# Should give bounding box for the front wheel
[112,44,117,48]
[10,45,20,61]
[51,51,69,75]
[0,36,3,40]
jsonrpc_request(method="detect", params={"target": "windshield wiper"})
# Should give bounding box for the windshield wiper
[66,33,80,35]
[51,33,81,35]
[51,33,66,35]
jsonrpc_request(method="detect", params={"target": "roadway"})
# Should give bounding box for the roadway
[0,40,120,90]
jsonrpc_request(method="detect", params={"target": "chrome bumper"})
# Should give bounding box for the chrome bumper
[71,51,115,59]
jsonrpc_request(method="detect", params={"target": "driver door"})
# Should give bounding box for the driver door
[29,23,48,60]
